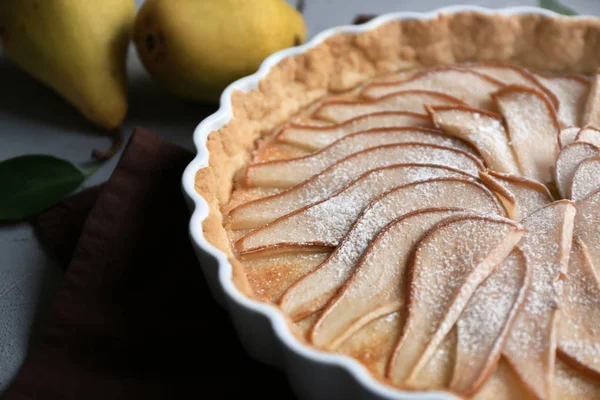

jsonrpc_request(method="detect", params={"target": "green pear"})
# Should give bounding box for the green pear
[0,0,135,130]
[134,0,306,102]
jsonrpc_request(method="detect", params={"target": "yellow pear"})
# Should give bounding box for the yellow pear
[0,0,135,130]
[134,0,306,102]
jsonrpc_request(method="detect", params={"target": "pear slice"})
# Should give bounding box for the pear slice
[583,69,600,127]
[558,238,600,380]
[277,111,433,150]
[503,201,577,400]
[571,156,600,202]
[409,328,458,390]
[360,68,504,110]
[231,144,482,229]
[473,357,537,400]
[237,166,473,256]
[278,178,505,320]
[479,170,553,221]
[466,62,559,108]
[574,189,600,275]
[313,90,465,123]
[450,248,530,396]
[427,105,520,174]
[245,131,483,188]
[555,357,600,399]
[576,125,600,147]
[494,85,561,183]
[310,208,473,350]
[337,311,403,377]
[555,142,600,199]
[236,177,501,259]
[386,215,525,386]
[537,74,590,127]
[559,127,581,149]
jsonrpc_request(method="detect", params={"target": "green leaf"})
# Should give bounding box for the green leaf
[0,155,89,221]
[539,0,578,16]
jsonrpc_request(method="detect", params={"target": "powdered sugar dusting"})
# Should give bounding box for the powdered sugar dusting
[559,239,600,374]
[317,91,463,122]
[503,202,575,399]
[559,127,580,148]
[278,179,503,320]
[537,75,589,127]
[394,216,517,383]
[555,358,600,398]
[281,113,432,149]
[575,189,600,264]
[555,142,600,199]
[312,209,470,349]
[577,126,600,148]
[452,249,527,392]
[469,65,534,87]
[571,157,600,202]
[496,88,559,183]
[363,69,501,109]
[485,173,552,221]
[432,108,519,174]
[248,129,481,187]
[233,143,481,228]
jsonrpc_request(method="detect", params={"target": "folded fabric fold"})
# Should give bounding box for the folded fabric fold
[5,127,296,400]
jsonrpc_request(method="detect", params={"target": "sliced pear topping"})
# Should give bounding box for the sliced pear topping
[537,74,590,127]
[360,68,504,110]
[277,111,433,150]
[466,62,559,109]
[494,85,561,183]
[479,170,553,221]
[245,130,483,188]
[558,238,600,380]
[337,311,403,377]
[571,156,600,202]
[576,125,600,147]
[278,179,505,320]
[555,357,600,400]
[583,69,600,127]
[503,201,577,400]
[387,215,525,386]
[468,63,542,85]
[451,248,530,396]
[236,170,479,257]
[409,329,457,390]
[428,105,520,174]
[575,189,600,272]
[310,208,472,350]
[313,90,465,123]
[231,144,481,229]
[559,127,581,149]
[473,357,537,400]
[555,142,600,199]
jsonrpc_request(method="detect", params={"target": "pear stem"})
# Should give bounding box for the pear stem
[296,0,305,13]
[91,127,124,161]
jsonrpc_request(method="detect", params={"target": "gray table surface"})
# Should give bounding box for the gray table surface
[1,0,599,395]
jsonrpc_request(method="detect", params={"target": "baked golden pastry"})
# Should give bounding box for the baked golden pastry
[194,11,600,399]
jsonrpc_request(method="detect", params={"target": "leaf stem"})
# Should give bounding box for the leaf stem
[85,164,102,177]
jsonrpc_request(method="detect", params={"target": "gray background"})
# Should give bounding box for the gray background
[1,0,599,395]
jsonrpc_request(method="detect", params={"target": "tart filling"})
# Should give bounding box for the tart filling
[217,60,600,398]
[193,12,600,400]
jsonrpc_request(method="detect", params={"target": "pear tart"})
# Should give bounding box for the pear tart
[193,12,600,400]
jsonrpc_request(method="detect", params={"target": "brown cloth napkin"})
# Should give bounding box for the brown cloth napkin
[4,128,296,399]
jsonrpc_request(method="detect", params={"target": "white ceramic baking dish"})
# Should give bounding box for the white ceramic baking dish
[181,5,571,399]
